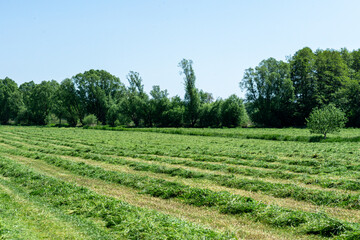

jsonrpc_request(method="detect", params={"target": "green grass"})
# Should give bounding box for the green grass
[0,156,233,239]
[1,143,360,210]
[85,126,360,142]
[1,126,360,239]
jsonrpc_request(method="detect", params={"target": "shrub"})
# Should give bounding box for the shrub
[83,114,98,127]
[306,104,347,139]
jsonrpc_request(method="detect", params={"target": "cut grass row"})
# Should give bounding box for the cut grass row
[84,126,360,143]
[2,135,360,193]
[5,128,360,175]
[0,147,359,239]
[7,129,360,177]
[2,143,360,211]
[6,153,304,240]
[1,131,358,181]
[0,179,111,240]
[6,128,360,164]
[0,156,232,239]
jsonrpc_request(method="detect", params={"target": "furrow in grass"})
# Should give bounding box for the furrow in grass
[4,130,359,174]
[0,180,105,240]
[6,129,360,184]
[0,147,359,239]
[84,126,360,143]
[4,153,308,240]
[2,135,360,192]
[0,155,233,240]
[18,139,360,195]
[2,138,359,209]
[8,127,360,166]
[7,151,360,226]
[2,139,360,207]
[20,132,360,178]
[38,129,360,169]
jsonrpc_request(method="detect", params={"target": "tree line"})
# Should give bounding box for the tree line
[0,59,248,128]
[2,47,359,129]
[241,47,360,127]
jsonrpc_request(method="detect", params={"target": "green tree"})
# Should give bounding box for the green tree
[290,47,318,125]
[0,77,22,124]
[221,95,248,128]
[149,85,170,127]
[315,49,349,105]
[335,79,360,127]
[350,49,360,81]
[241,58,294,127]
[55,78,81,126]
[198,99,222,128]
[72,69,125,125]
[199,90,213,104]
[178,59,200,127]
[83,114,98,127]
[120,71,149,127]
[19,80,59,125]
[162,96,185,127]
[306,104,347,139]
[18,81,36,125]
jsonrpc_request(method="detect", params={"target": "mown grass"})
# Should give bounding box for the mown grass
[1,140,360,211]
[1,146,360,238]
[0,179,110,240]
[2,134,360,193]
[1,126,360,239]
[84,126,360,142]
[6,128,360,178]
[0,156,233,239]
[6,152,308,240]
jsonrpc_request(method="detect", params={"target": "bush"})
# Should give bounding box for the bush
[306,104,347,139]
[83,114,98,127]
[221,95,248,128]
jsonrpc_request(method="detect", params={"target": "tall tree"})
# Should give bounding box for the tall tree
[335,79,360,127]
[72,69,124,124]
[120,71,149,127]
[241,58,294,127]
[315,49,349,105]
[162,96,185,127]
[198,99,223,128]
[290,47,318,125]
[178,59,200,127]
[0,77,22,124]
[351,49,360,81]
[149,85,170,127]
[199,90,213,104]
[54,78,82,126]
[20,80,60,125]
[221,95,247,127]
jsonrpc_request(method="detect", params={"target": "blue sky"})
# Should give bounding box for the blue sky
[1,0,360,99]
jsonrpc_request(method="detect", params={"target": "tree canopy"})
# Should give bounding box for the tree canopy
[241,58,294,127]
[306,104,347,139]
[2,47,360,129]
[241,47,360,127]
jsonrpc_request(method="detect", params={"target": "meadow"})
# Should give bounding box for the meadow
[0,126,359,239]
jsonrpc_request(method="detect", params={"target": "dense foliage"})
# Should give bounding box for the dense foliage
[306,104,347,139]
[2,47,360,128]
[241,47,360,127]
[0,60,247,128]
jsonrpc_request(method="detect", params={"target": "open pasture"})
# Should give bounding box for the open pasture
[0,126,360,239]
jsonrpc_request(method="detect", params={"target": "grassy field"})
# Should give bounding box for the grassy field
[0,126,359,239]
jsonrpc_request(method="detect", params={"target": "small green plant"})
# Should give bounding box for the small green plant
[306,104,347,139]
[83,114,98,127]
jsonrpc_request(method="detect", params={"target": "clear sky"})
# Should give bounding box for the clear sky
[1,0,360,99]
